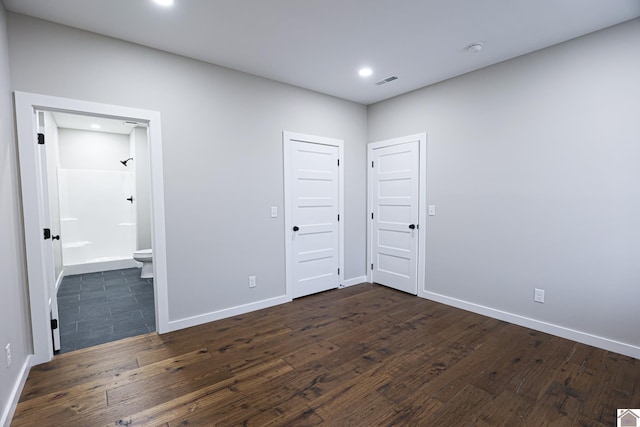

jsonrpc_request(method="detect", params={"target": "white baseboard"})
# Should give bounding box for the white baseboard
[422,291,640,360]
[342,276,368,288]
[166,295,291,332]
[1,355,31,427]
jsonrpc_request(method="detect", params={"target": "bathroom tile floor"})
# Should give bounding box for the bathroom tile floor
[56,268,156,354]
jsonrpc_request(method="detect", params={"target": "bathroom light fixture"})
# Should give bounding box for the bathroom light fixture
[120,158,133,167]
[90,124,101,129]
[358,67,373,77]
[153,0,174,6]
[467,43,483,53]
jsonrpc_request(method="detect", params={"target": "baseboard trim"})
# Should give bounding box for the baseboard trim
[422,291,640,359]
[1,355,31,427]
[342,276,367,288]
[166,295,291,332]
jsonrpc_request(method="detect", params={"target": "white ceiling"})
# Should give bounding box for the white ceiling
[4,0,640,105]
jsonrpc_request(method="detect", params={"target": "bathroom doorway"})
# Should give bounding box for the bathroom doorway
[15,92,169,365]
[39,111,155,353]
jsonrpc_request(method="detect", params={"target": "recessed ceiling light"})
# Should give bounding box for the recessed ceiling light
[153,0,174,7]
[90,124,101,129]
[358,67,373,77]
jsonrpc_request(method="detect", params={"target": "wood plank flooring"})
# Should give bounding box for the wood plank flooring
[12,283,640,426]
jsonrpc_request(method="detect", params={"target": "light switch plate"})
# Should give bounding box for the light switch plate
[428,205,436,216]
[271,206,277,218]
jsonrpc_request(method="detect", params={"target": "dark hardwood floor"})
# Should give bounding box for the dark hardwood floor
[12,283,639,426]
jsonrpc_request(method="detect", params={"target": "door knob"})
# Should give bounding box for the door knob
[408,224,416,230]
[293,226,299,232]
[52,235,60,240]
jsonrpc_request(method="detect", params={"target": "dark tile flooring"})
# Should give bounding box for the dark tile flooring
[57,267,156,354]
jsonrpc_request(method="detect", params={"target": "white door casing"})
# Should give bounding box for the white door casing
[284,131,344,299]
[368,133,427,296]
[15,92,169,365]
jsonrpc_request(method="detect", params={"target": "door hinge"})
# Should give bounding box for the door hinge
[371,161,374,168]
[371,263,374,270]
[337,214,340,221]
[337,159,340,166]
[51,319,58,330]
[338,268,340,275]
[371,212,374,220]
[43,228,51,240]
[37,133,45,145]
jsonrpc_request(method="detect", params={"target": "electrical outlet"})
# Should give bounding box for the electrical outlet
[249,276,256,288]
[5,343,11,368]
[534,288,545,303]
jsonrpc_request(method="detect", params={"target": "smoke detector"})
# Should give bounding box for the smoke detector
[467,43,483,53]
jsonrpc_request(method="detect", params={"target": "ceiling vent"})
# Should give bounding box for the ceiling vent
[375,75,398,86]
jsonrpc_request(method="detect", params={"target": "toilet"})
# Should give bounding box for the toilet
[133,249,153,279]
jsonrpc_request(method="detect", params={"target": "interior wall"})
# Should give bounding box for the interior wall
[368,18,640,349]
[7,13,368,322]
[58,128,130,171]
[0,4,31,425]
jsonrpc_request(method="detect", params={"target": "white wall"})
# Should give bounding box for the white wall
[7,13,368,322]
[368,19,640,351]
[0,4,31,426]
[131,127,152,250]
[58,128,130,171]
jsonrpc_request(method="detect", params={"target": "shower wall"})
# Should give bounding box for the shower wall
[57,129,137,272]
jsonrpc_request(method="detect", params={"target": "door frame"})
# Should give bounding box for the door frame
[15,92,170,365]
[367,133,427,296]
[283,131,344,300]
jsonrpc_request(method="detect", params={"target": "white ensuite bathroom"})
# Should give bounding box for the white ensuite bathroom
[41,110,153,285]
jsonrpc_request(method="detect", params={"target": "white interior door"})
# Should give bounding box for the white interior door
[370,139,420,295]
[36,111,61,351]
[284,132,343,299]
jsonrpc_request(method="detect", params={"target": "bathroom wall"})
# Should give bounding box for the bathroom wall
[58,128,129,170]
[0,3,32,426]
[368,18,640,350]
[7,13,368,323]
[131,126,151,250]
[57,128,136,268]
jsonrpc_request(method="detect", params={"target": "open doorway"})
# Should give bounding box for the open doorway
[15,92,169,365]
[40,111,156,353]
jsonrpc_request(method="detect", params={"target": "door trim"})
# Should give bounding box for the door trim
[15,92,169,365]
[367,133,427,295]
[283,131,344,300]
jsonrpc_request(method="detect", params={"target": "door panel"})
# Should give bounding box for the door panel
[291,141,340,298]
[371,141,419,295]
[37,111,61,351]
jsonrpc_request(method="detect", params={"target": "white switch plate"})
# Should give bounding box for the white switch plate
[249,276,256,288]
[270,206,277,218]
[428,205,436,216]
[534,288,545,303]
